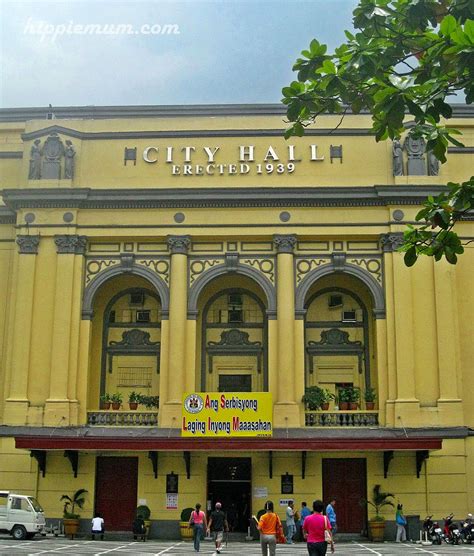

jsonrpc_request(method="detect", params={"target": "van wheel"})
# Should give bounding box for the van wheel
[12,525,27,540]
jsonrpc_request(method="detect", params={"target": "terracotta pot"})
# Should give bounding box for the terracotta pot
[339,402,349,410]
[180,521,194,540]
[112,402,121,410]
[129,402,138,410]
[63,518,80,539]
[321,402,330,410]
[349,402,359,410]
[369,520,386,542]
[366,402,375,410]
[101,402,111,410]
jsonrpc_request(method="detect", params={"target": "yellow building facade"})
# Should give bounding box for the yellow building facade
[0,104,472,538]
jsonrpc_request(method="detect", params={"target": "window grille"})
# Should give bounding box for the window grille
[117,367,152,389]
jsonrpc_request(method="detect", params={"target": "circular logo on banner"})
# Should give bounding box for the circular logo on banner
[184,394,204,414]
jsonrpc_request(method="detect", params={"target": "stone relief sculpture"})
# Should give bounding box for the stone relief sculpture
[27,133,76,180]
[64,140,76,179]
[404,134,426,175]
[28,139,42,180]
[392,139,404,176]
[427,150,440,176]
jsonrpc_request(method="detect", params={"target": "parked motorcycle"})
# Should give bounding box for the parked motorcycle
[443,513,461,545]
[460,514,474,544]
[422,515,442,545]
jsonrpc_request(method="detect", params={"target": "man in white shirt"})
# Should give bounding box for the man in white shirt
[91,513,105,540]
[286,500,296,544]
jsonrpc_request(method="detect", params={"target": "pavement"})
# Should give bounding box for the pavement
[0,538,473,556]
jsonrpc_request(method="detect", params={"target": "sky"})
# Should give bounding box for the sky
[0,0,358,108]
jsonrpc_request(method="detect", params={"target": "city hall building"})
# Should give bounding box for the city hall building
[0,104,472,538]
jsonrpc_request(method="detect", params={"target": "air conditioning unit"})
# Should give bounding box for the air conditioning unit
[130,292,145,306]
[136,310,151,323]
[342,310,357,322]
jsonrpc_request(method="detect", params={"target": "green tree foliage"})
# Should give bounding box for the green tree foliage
[282,0,474,265]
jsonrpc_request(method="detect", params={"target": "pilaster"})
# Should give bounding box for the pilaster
[273,234,300,427]
[160,235,190,428]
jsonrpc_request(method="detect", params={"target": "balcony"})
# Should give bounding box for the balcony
[305,410,379,427]
[87,410,158,426]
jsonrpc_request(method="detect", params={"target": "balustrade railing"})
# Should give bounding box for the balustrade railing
[87,410,158,426]
[305,411,379,427]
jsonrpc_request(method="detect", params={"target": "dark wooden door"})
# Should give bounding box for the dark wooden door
[322,458,367,534]
[95,457,138,531]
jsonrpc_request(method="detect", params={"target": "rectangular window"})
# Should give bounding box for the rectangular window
[130,292,145,306]
[136,310,151,323]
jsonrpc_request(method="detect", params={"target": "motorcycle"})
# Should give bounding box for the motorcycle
[443,513,461,545]
[460,514,474,544]
[422,515,442,545]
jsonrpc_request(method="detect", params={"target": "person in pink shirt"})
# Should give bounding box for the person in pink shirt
[189,503,207,552]
[303,500,335,556]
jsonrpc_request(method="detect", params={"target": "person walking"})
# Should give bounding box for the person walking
[303,500,335,556]
[254,500,282,556]
[189,503,207,552]
[297,501,312,541]
[325,498,337,536]
[286,499,296,544]
[207,501,228,554]
[91,512,104,540]
[395,504,407,542]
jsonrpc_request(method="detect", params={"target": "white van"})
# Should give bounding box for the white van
[0,491,46,539]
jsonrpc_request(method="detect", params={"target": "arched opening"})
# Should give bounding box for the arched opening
[196,274,268,392]
[303,274,377,411]
[87,274,163,410]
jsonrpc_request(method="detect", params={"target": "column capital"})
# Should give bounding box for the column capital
[167,235,191,254]
[16,235,40,254]
[380,232,404,252]
[273,234,297,254]
[54,234,87,254]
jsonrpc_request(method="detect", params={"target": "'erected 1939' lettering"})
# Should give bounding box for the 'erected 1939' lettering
[142,144,330,176]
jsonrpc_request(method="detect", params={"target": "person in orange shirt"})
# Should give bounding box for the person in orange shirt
[253,500,282,556]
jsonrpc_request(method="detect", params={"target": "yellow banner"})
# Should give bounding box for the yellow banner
[182,392,273,437]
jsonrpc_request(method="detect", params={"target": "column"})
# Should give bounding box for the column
[433,259,462,423]
[4,236,40,424]
[44,235,87,425]
[273,234,300,427]
[161,235,190,428]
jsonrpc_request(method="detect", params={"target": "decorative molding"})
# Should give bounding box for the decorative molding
[167,235,191,254]
[332,252,346,271]
[241,258,275,284]
[109,329,160,348]
[225,252,239,270]
[296,258,330,284]
[2,186,452,211]
[16,235,40,254]
[350,257,382,284]
[54,234,87,254]
[207,328,263,374]
[309,328,362,347]
[137,258,170,285]
[0,151,23,159]
[189,259,223,285]
[273,234,297,254]
[306,328,364,374]
[208,328,262,348]
[85,259,119,284]
[380,233,404,252]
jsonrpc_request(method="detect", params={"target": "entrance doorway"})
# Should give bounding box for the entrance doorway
[95,457,138,531]
[322,458,367,534]
[207,457,251,532]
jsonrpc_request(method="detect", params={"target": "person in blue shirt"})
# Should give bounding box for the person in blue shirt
[297,501,312,541]
[325,498,337,536]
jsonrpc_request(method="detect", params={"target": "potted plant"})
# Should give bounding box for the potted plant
[302,386,325,410]
[349,387,361,410]
[365,387,377,410]
[338,387,351,410]
[180,507,194,540]
[100,393,111,410]
[320,389,335,410]
[110,392,123,410]
[60,489,88,539]
[128,391,140,410]
[360,484,395,541]
[136,504,151,537]
[139,395,160,410]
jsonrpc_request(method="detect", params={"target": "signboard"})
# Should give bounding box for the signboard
[182,392,272,437]
[166,493,178,510]
[254,487,268,499]
[166,473,178,494]
[281,473,294,494]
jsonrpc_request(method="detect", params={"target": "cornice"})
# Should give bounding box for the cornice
[1,185,449,211]
[0,103,471,123]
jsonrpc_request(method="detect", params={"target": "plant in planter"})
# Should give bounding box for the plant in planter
[60,489,88,539]
[348,387,361,410]
[138,395,160,410]
[320,389,335,410]
[110,392,123,410]
[337,387,351,410]
[128,391,140,410]
[360,484,395,541]
[136,505,151,537]
[302,386,335,410]
[180,507,194,541]
[365,387,377,410]
[100,393,111,410]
